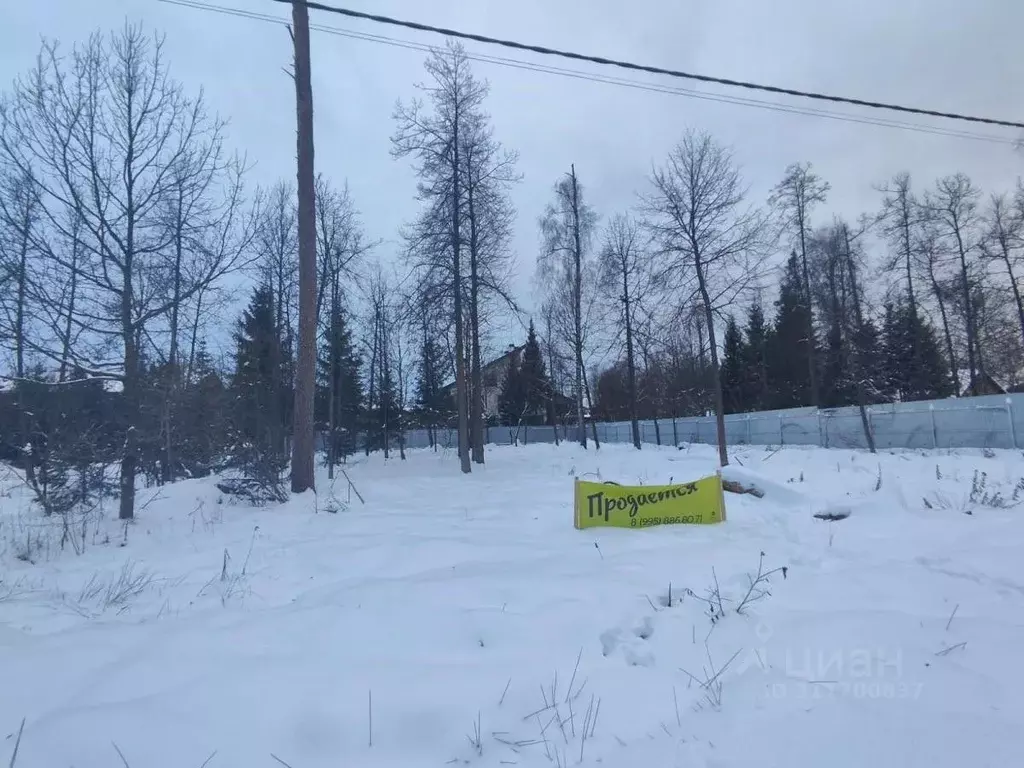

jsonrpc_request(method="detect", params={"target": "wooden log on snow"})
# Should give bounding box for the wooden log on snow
[722,479,765,498]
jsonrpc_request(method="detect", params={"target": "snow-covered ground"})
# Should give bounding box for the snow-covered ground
[2,443,1024,767]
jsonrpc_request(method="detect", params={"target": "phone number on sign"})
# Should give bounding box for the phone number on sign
[633,514,704,527]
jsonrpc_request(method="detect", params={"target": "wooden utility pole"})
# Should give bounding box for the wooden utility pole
[291,0,317,493]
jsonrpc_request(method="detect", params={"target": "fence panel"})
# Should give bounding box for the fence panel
[329,394,1024,458]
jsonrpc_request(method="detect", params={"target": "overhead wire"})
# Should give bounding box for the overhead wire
[157,0,1020,146]
[263,0,1024,131]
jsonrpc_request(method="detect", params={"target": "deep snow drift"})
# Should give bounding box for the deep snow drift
[2,443,1024,767]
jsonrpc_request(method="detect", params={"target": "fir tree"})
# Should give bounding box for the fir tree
[228,284,289,502]
[519,321,552,426]
[742,302,772,411]
[854,316,886,403]
[881,302,904,400]
[883,299,954,402]
[769,253,814,408]
[719,315,747,413]
[415,335,450,445]
[316,306,362,464]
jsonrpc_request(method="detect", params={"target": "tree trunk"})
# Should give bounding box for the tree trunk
[14,197,29,379]
[365,316,377,457]
[120,289,138,521]
[622,265,641,450]
[467,184,485,464]
[452,107,471,474]
[927,265,960,394]
[186,287,204,384]
[798,220,819,406]
[842,226,876,454]
[582,367,600,449]
[327,285,338,480]
[569,165,587,448]
[290,0,318,494]
[1000,247,1024,356]
[952,226,978,395]
[695,255,728,467]
[58,225,81,383]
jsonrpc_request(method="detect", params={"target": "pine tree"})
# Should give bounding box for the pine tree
[316,306,362,465]
[855,317,886,403]
[519,321,552,426]
[881,302,904,400]
[229,284,289,502]
[769,253,814,408]
[742,302,772,411]
[719,316,747,413]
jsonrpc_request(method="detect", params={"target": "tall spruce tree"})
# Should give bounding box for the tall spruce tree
[883,299,953,401]
[719,316,747,413]
[317,306,362,466]
[769,253,814,409]
[519,321,552,426]
[742,302,772,411]
[229,284,290,502]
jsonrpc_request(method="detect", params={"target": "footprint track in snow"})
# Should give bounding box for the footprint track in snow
[600,615,657,667]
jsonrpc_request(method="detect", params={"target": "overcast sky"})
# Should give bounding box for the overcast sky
[3,0,1022,358]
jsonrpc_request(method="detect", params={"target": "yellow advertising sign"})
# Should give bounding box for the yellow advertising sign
[573,474,726,530]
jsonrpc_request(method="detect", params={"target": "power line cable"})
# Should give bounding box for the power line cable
[262,0,1024,131]
[157,0,1018,146]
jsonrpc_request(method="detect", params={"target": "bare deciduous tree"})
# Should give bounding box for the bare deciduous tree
[538,165,599,449]
[645,129,772,467]
[0,25,256,518]
[598,213,654,450]
[926,173,983,394]
[392,41,489,474]
[981,189,1024,352]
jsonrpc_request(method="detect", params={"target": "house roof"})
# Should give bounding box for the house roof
[441,344,525,392]
[957,369,1008,397]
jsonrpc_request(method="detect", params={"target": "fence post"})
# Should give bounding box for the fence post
[672,417,678,447]
[816,409,823,448]
[746,413,751,444]
[779,413,785,445]
[929,403,938,449]
[867,408,874,450]
[1007,398,1018,449]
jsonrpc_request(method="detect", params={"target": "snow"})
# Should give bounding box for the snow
[2,443,1024,767]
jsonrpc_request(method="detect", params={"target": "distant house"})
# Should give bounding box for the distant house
[441,344,525,420]
[957,370,1007,397]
